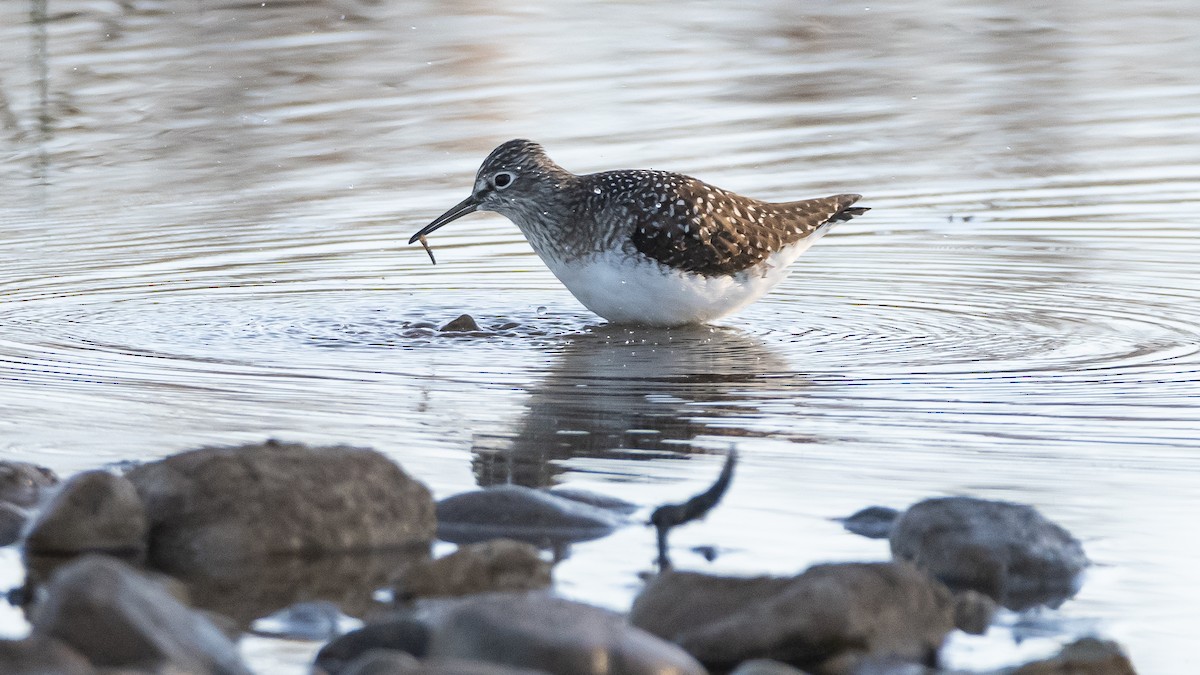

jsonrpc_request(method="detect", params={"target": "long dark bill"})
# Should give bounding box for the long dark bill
[408,194,481,244]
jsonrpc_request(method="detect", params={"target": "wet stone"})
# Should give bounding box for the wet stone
[341,651,551,675]
[889,497,1087,610]
[24,470,148,556]
[426,592,706,675]
[440,314,482,332]
[30,554,251,674]
[251,600,363,641]
[436,485,623,547]
[546,487,639,515]
[729,659,813,675]
[630,563,955,674]
[315,618,432,674]
[1010,637,1136,675]
[125,440,436,571]
[395,538,553,600]
[952,589,998,635]
[0,461,59,508]
[0,635,95,675]
[838,505,901,540]
[0,502,26,547]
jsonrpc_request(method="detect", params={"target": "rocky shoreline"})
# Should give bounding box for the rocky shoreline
[1,441,1134,674]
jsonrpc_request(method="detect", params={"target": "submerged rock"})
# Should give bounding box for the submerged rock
[30,554,250,674]
[426,592,705,675]
[0,635,94,675]
[440,314,483,332]
[0,502,26,547]
[889,497,1087,610]
[340,651,551,675]
[546,488,639,515]
[0,461,59,508]
[315,618,432,674]
[251,600,364,641]
[24,471,147,557]
[125,440,436,571]
[395,539,553,600]
[1010,637,1135,674]
[837,505,901,540]
[630,563,955,674]
[436,485,623,547]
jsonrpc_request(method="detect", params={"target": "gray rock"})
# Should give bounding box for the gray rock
[0,635,95,674]
[395,539,552,600]
[1009,637,1135,675]
[24,471,148,556]
[952,590,997,635]
[436,485,622,547]
[340,650,550,675]
[29,554,250,674]
[838,506,901,540]
[729,659,812,675]
[427,592,705,675]
[546,488,639,515]
[889,497,1087,610]
[630,563,955,674]
[0,501,26,547]
[0,461,59,508]
[125,440,436,570]
[316,618,432,674]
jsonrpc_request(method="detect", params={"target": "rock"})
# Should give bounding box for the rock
[1010,637,1135,675]
[395,539,552,600]
[0,502,26,547]
[888,497,1087,610]
[0,635,95,674]
[125,440,436,570]
[436,485,623,547]
[440,314,482,332]
[729,659,813,675]
[315,618,432,674]
[30,554,251,674]
[952,590,997,635]
[546,488,639,515]
[340,651,551,675]
[426,592,705,675]
[172,547,429,626]
[630,563,955,674]
[838,506,901,540]
[24,471,148,556]
[0,461,59,508]
[251,600,363,641]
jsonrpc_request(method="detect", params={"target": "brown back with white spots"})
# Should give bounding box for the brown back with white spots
[583,171,866,276]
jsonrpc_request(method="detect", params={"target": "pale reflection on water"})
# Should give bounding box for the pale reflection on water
[2,0,1199,672]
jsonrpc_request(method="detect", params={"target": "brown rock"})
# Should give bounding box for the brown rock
[1010,638,1136,675]
[396,539,552,599]
[440,315,482,332]
[125,440,436,571]
[24,471,147,556]
[630,563,955,674]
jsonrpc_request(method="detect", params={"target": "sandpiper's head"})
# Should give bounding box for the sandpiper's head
[409,139,571,245]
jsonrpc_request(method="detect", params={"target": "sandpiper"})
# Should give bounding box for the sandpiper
[410,139,867,327]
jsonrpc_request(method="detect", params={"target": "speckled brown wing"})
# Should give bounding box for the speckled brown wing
[629,178,866,276]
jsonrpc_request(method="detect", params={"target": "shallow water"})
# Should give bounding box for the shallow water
[2,0,1199,672]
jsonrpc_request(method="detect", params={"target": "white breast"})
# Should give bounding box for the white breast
[541,238,820,326]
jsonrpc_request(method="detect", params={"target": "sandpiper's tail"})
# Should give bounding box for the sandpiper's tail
[826,193,870,224]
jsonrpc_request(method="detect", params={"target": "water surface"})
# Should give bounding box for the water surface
[2,0,1199,672]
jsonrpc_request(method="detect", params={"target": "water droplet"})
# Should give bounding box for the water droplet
[536,306,547,316]
[593,188,602,195]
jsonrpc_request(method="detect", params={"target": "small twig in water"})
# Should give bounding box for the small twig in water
[649,448,738,570]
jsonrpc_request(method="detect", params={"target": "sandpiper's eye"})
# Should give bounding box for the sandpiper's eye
[492,171,514,190]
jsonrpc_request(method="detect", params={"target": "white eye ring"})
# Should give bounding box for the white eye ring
[492,171,515,190]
